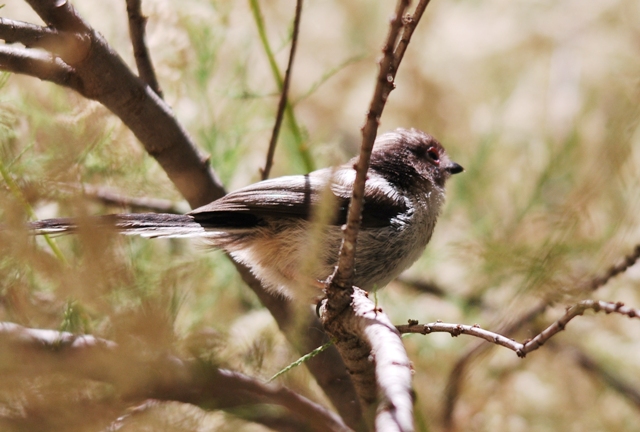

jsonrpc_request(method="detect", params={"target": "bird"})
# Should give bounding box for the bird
[30,129,463,300]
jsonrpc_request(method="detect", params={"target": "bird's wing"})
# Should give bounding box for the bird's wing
[189,169,408,228]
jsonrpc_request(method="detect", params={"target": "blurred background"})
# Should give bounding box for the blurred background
[1,0,640,430]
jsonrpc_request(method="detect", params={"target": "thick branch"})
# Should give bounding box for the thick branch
[16,0,223,209]
[0,17,58,47]
[0,44,81,89]
[321,288,414,432]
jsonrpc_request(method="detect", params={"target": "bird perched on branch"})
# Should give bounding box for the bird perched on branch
[31,129,463,300]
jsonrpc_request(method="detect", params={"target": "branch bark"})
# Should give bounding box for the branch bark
[125,0,163,98]
[4,0,224,208]
[441,243,640,430]
[320,288,414,432]
[329,0,411,292]
[398,299,640,357]
[319,2,433,429]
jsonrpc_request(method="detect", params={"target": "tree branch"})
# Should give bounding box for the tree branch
[318,2,433,429]
[563,345,640,410]
[329,0,411,293]
[320,288,414,432]
[71,183,186,214]
[392,0,431,71]
[0,44,81,89]
[11,0,224,208]
[0,17,58,47]
[398,300,640,357]
[261,0,303,180]
[441,243,640,429]
[125,0,163,98]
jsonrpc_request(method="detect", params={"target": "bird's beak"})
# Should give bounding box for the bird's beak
[446,162,464,175]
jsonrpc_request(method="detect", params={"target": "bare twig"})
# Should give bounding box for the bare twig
[398,321,525,353]
[398,300,640,357]
[125,0,163,98]
[392,0,431,71]
[76,183,186,214]
[329,0,411,293]
[518,300,639,356]
[261,0,303,180]
[442,243,640,430]
[585,244,640,291]
[396,278,447,297]
[249,0,313,172]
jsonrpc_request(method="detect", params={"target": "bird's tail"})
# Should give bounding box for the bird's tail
[30,213,213,239]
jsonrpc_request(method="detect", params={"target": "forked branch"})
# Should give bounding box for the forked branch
[398,300,640,357]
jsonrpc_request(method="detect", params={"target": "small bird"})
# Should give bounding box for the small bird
[31,129,463,300]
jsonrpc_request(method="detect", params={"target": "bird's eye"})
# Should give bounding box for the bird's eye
[426,146,440,164]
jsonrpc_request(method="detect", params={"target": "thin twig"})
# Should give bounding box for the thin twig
[585,244,640,291]
[396,278,447,297]
[329,0,411,292]
[76,183,185,214]
[261,0,303,180]
[392,0,431,72]
[249,0,313,173]
[519,300,639,356]
[442,243,640,430]
[398,300,640,358]
[125,0,163,98]
[398,321,524,352]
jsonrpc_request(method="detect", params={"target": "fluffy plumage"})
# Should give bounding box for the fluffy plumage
[31,129,463,300]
